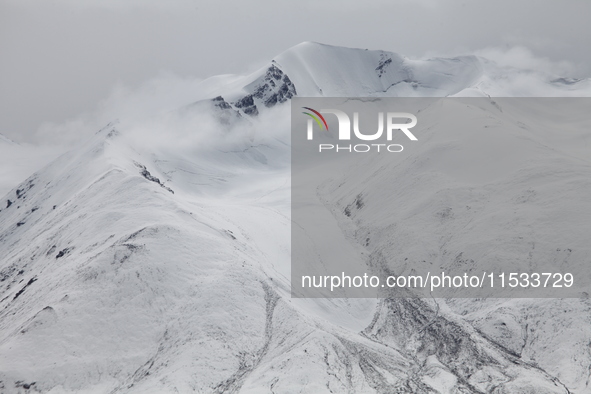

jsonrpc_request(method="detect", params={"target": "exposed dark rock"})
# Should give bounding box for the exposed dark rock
[233,95,259,116]
[15,179,35,200]
[252,65,296,107]
[0,265,18,282]
[12,277,37,300]
[15,381,36,390]
[376,56,393,77]
[209,96,243,124]
[56,248,72,259]
[212,96,232,110]
[231,64,296,116]
[344,194,364,218]
[134,162,175,194]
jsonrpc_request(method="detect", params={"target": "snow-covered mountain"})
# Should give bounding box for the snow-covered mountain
[1,42,590,393]
[200,42,591,118]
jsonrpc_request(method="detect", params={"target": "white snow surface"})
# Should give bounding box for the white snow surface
[0,42,590,393]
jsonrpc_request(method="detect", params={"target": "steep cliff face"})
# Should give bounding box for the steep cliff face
[232,63,297,115]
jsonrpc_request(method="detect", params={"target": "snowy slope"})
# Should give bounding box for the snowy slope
[197,42,591,119]
[0,42,590,393]
[313,97,591,391]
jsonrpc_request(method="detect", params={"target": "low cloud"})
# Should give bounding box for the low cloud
[476,46,575,77]
[33,72,206,148]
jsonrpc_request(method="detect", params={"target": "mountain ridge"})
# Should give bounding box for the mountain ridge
[198,42,591,120]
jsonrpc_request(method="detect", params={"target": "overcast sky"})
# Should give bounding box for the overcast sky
[1,0,590,145]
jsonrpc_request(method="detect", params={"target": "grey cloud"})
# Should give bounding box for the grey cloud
[1,0,589,145]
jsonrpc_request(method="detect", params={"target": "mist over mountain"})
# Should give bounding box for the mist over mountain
[0,134,64,200]
[205,42,591,117]
[0,43,590,394]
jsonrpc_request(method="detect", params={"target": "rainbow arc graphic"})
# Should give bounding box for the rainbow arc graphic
[302,107,329,130]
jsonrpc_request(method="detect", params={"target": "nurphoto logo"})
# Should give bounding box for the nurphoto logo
[302,106,418,152]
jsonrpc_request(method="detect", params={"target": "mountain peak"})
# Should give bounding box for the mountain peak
[211,42,591,111]
[209,42,485,119]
